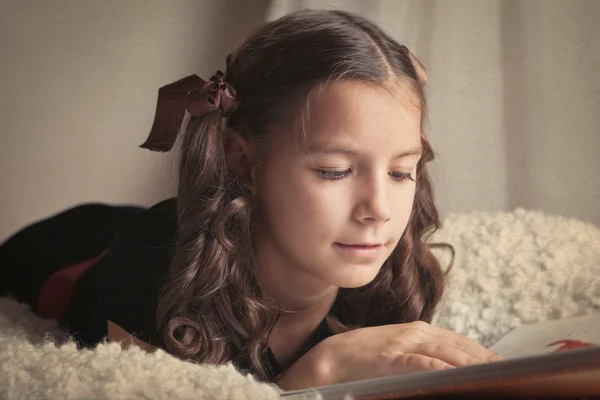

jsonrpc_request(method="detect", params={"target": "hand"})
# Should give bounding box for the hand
[277,320,503,391]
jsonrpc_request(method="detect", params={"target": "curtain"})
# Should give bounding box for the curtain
[267,0,600,226]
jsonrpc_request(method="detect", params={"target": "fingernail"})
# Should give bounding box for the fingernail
[444,364,456,370]
[491,354,504,362]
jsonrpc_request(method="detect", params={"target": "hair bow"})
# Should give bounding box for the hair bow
[140,71,239,152]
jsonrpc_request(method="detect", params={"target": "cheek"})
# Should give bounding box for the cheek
[259,171,347,239]
[392,185,417,233]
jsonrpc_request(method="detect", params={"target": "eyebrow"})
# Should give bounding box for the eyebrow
[307,142,422,159]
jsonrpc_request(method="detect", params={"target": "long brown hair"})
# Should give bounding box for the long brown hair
[156,9,449,382]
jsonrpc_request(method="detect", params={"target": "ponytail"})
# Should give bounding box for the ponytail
[156,111,277,379]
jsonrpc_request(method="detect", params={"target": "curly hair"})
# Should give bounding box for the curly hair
[155,9,451,382]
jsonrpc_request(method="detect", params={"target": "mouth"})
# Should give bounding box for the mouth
[333,242,387,258]
[335,242,385,247]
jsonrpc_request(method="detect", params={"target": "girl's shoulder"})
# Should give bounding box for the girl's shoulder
[96,197,178,346]
[108,197,178,265]
[124,197,178,234]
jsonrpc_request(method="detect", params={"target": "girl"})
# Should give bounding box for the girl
[0,9,500,390]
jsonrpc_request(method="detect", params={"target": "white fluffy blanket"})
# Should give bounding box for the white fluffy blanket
[1,209,599,400]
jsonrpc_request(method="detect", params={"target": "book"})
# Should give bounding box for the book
[281,313,600,399]
[488,313,600,359]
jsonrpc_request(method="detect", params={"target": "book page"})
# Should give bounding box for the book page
[489,313,600,358]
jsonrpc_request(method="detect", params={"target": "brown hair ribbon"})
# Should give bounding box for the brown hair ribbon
[139,70,239,152]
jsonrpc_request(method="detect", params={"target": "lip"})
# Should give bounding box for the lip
[340,243,384,246]
[333,242,386,259]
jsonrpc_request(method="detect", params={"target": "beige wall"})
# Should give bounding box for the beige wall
[0,0,268,241]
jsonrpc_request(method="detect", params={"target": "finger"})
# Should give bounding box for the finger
[391,353,455,375]
[438,334,502,362]
[418,327,503,362]
[385,322,503,362]
[414,342,490,367]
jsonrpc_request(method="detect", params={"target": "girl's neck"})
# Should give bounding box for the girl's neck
[257,264,339,318]
[252,227,339,317]
[256,251,338,368]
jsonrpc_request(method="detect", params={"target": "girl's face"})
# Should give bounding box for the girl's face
[253,79,422,293]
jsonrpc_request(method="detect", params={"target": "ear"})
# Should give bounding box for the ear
[407,49,428,86]
[223,129,259,194]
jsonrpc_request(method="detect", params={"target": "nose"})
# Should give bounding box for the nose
[353,174,392,223]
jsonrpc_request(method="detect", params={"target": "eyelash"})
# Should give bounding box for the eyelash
[315,169,416,182]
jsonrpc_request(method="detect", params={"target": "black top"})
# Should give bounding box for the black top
[87,198,333,380]
[96,198,178,347]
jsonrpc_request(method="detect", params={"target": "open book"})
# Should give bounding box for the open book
[282,313,600,399]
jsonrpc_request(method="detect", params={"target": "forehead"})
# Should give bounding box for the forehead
[279,79,423,157]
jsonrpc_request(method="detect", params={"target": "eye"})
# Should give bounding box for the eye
[315,169,351,180]
[389,171,416,182]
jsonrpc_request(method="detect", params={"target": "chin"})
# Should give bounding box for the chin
[329,267,381,289]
